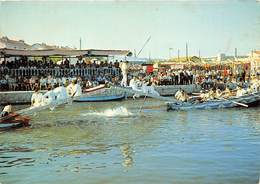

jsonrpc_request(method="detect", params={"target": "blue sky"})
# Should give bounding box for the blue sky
[0,0,259,58]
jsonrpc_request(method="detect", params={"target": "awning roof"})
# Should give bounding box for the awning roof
[0,48,132,57]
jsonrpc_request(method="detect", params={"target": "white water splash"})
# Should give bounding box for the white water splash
[81,106,133,117]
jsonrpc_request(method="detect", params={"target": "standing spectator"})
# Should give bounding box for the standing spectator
[40,76,47,90]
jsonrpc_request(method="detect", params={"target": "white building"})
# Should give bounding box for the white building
[250,51,260,74]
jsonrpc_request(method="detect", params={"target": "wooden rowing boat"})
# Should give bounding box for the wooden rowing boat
[0,113,30,131]
[0,122,26,131]
[166,91,260,111]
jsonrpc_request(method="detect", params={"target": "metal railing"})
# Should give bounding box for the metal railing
[0,67,121,77]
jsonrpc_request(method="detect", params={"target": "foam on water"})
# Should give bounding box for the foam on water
[81,106,133,117]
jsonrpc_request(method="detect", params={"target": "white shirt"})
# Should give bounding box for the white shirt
[42,90,56,105]
[53,86,68,100]
[129,78,136,88]
[175,90,182,100]
[66,83,82,97]
[72,84,82,97]
[31,92,43,107]
[3,105,12,113]
[236,88,246,97]
[121,62,128,74]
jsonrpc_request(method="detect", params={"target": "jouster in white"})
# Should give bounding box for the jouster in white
[120,61,128,87]
[42,89,56,105]
[129,77,142,92]
[53,86,69,101]
[141,82,160,96]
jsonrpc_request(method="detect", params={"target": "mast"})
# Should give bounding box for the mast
[79,38,82,50]
[186,42,188,61]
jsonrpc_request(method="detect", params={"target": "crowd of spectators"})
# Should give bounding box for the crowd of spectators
[1,57,121,69]
[0,57,123,91]
[127,67,249,90]
[0,57,252,92]
[0,73,122,91]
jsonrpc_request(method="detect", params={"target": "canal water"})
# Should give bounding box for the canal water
[0,99,259,184]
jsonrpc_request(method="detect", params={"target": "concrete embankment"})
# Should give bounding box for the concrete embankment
[0,84,201,105]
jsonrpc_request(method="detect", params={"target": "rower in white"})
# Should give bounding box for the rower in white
[175,88,188,102]
[175,88,182,100]
[236,86,247,97]
[31,87,43,107]
[1,104,12,117]
[250,76,260,93]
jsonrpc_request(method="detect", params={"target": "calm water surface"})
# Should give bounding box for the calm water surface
[0,99,260,184]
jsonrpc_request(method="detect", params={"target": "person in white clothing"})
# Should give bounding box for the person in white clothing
[42,87,56,105]
[53,85,69,101]
[40,76,47,90]
[129,76,142,99]
[1,104,12,117]
[31,87,43,107]
[141,80,160,96]
[236,86,246,97]
[175,88,182,100]
[120,61,128,87]
[129,76,141,91]
[67,80,82,97]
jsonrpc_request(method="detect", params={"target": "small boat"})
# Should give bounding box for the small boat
[0,122,27,131]
[74,93,126,102]
[0,113,30,131]
[166,91,260,111]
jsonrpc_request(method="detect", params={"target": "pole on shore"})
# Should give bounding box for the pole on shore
[178,49,180,62]
[186,42,188,61]
[169,48,173,60]
[79,38,82,50]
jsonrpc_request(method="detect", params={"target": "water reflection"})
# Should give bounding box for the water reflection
[120,143,134,168]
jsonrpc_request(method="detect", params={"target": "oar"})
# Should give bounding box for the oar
[192,92,201,95]
[139,93,147,113]
[231,101,248,107]
[217,97,248,108]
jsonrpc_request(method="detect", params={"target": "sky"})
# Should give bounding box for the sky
[0,0,260,59]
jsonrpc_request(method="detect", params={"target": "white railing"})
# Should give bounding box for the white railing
[0,67,121,77]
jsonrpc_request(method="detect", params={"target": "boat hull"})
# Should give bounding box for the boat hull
[74,94,125,102]
[0,122,26,131]
[166,92,260,111]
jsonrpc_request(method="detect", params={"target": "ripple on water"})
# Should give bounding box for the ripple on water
[0,101,259,184]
